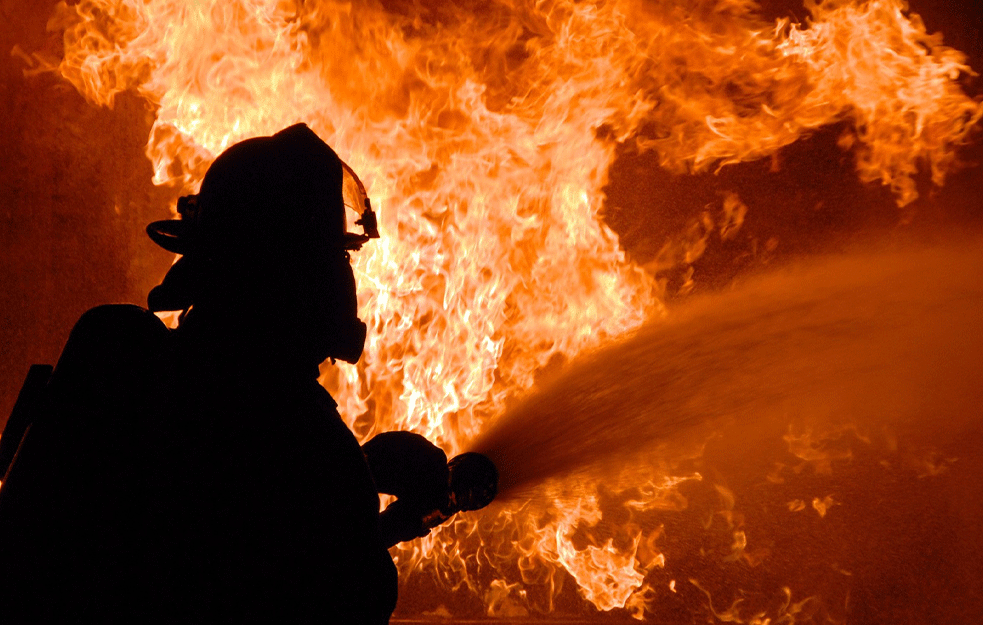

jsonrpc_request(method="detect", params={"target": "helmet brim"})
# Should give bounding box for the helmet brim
[147,220,195,255]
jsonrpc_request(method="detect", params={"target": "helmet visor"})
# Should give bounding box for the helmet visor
[339,159,379,250]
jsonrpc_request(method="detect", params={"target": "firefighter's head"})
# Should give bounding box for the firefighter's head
[146,123,378,365]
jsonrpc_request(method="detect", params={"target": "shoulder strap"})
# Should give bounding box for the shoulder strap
[0,365,53,482]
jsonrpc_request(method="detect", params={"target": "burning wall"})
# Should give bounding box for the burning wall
[1,0,981,622]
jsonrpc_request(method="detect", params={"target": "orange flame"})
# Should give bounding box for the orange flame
[36,0,982,617]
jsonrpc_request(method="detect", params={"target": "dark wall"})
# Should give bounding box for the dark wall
[0,0,174,423]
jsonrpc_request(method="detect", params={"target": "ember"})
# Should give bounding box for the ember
[1,0,981,622]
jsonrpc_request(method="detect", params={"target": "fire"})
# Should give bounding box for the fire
[28,0,982,618]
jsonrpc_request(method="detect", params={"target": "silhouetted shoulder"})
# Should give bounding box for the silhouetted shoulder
[50,304,170,400]
[61,304,168,364]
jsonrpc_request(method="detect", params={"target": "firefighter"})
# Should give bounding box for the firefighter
[0,123,395,622]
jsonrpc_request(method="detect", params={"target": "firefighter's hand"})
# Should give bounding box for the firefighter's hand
[379,498,430,548]
[362,431,448,503]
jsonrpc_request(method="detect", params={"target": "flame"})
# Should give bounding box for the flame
[32,0,982,618]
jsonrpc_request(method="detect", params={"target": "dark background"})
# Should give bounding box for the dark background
[1,0,176,422]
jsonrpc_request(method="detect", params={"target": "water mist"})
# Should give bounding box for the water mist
[472,239,983,501]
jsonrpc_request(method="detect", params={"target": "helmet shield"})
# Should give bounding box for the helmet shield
[340,160,379,250]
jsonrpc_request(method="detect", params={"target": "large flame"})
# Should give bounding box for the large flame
[35,0,982,618]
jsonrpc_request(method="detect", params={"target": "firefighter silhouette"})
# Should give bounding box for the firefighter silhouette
[0,123,397,622]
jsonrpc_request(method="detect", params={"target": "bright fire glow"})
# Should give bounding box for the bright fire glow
[36,0,981,617]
